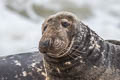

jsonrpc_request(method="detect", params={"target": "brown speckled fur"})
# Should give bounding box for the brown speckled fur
[39,12,120,80]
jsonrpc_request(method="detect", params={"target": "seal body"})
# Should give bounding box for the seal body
[39,11,120,80]
[0,51,45,80]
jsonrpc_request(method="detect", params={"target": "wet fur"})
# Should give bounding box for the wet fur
[40,12,120,80]
[0,52,46,80]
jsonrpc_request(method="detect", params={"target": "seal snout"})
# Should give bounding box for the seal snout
[39,39,51,53]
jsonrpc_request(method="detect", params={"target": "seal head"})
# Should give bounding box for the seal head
[39,12,79,58]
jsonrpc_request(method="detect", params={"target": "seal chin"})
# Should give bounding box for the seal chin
[45,46,68,58]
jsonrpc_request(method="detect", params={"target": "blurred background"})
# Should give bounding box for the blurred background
[0,0,120,56]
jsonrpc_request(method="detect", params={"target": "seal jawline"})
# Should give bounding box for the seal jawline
[53,37,75,58]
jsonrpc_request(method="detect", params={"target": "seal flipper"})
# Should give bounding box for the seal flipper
[105,40,120,45]
[0,51,46,80]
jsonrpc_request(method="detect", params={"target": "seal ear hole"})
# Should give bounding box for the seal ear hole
[61,21,70,28]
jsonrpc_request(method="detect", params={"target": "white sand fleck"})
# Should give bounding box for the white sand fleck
[14,60,21,66]
[93,66,97,68]
[56,67,61,73]
[36,68,42,72]
[80,60,85,63]
[64,61,71,65]
[41,72,47,77]
[79,56,82,58]
[31,63,36,67]
[22,71,27,77]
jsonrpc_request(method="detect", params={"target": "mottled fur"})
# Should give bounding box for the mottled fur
[0,52,46,80]
[39,12,120,80]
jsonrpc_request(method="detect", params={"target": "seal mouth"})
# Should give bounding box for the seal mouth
[46,37,75,58]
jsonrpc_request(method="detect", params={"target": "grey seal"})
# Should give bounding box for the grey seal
[39,11,120,80]
[0,51,46,80]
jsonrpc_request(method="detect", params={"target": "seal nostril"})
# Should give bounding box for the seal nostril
[45,40,49,47]
[40,40,51,49]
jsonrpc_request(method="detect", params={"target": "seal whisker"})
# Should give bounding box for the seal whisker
[72,52,81,57]
[68,49,83,59]
[67,54,76,60]
[71,48,86,54]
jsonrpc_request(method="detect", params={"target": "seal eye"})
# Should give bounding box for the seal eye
[42,25,47,34]
[61,22,70,28]
[43,25,47,31]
